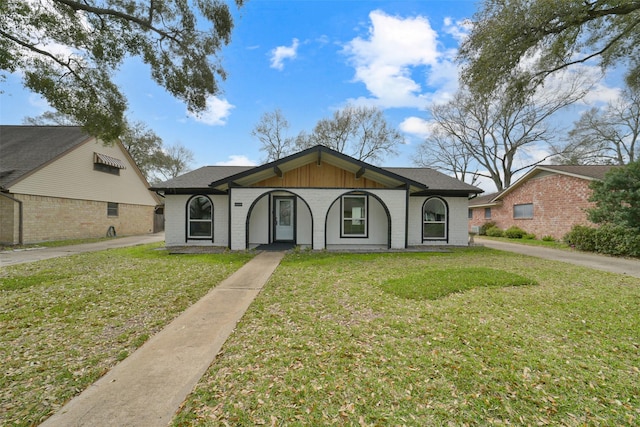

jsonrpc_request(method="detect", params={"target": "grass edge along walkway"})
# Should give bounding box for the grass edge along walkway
[40,251,285,427]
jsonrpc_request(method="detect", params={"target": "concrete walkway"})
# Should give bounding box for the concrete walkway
[476,237,640,278]
[1,233,165,267]
[40,250,285,427]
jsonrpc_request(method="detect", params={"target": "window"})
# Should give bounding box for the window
[188,196,212,239]
[484,207,492,219]
[514,203,533,219]
[107,202,118,217]
[468,208,473,219]
[423,198,447,240]
[94,152,126,175]
[342,195,367,237]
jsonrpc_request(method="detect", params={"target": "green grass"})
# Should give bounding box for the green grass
[3,246,639,426]
[477,235,570,249]
[0,236,119,251]
[0,244,254,427]
[172,249,640,426]
[380,267,537,300]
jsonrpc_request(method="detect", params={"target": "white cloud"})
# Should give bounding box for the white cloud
[270,38,300,70]
[443,17,472,43]
[214,155,257,166]
[399,116,431,138]
[188,96,234,126]
[343,10,459,108]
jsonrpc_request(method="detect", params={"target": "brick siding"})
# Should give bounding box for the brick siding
[469,173,597,240]
[2,193,154,244]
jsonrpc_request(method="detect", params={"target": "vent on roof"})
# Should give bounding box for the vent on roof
[94,153,126,169]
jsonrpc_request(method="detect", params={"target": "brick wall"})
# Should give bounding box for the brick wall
[9,193,154,244]
[0,194,20,244]
[469,173,596,240]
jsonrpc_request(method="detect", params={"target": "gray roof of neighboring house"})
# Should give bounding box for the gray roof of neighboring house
[0,125,91,189]
[468,192,500,207]
[536,164,618,181]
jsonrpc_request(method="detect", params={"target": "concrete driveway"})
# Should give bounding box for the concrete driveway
[476,237,640,278]
[0,233,165,267]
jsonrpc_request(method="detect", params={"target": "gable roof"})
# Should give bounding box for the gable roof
[0,125,91,189]
[470,164,619,207]
[151,145,483,196]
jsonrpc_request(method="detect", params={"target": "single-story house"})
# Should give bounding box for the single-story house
[0,125,160,245]
[468,164,617,240]
[151,145,482,250]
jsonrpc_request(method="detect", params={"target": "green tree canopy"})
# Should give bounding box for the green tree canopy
[588,160,640,231]
[460,0,640,95]
[1,0,244,141]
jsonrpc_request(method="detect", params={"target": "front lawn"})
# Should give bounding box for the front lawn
[0,244,254,426]
[173,248,640,426]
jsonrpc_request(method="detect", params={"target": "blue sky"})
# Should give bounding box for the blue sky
[0,0,624,190]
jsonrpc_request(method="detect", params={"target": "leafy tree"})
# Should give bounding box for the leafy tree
[553,85,639,165]
[416,79,588,191]
[588,160,640,231]
[301,104,403,164]
[251,109,297,162]
[459,0,640,95]
[2,0,244,141]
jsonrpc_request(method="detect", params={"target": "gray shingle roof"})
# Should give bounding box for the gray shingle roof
[385,167,481,193]
[0,125,90,188]
[538,165,619,181]
[151,164,482,195]
[151,166,253,191]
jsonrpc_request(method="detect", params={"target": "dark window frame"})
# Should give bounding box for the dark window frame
[107,202,119,217]
[422,197,448,241]
[186,195,214,241]
[341,194,368,238]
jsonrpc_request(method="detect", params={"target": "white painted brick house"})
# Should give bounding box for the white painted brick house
[152,145,482,250]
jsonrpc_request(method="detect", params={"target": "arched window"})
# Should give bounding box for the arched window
[423,197,447,240]
[187,196,212,239]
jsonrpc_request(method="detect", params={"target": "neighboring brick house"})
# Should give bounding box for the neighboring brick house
[0,125,160,245]
[468,165,617,240]
[152,145,483,250]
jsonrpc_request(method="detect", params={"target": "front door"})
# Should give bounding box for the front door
[274,197,295,242]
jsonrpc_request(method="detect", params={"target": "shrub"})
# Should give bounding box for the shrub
[479,221,496,236]
[564,225,597,252]
[523,233,536,240]
[504,226,527,239]
[485,226,504,237]
[594,224,640,257]
[542,235,555,242]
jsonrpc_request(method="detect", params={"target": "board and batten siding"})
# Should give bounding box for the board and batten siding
[8,138,157,207]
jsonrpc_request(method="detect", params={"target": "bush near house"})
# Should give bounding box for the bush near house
[485,226,504,237]
[564,224,640,257]
[478,221,496,235]
[504,226,527,239]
